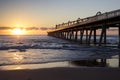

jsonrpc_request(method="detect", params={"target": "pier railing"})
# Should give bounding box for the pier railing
[54,9,120,31]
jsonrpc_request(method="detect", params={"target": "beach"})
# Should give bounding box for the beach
[0,67,120,80]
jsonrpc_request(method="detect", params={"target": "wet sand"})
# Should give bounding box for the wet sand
[0,67,120,80]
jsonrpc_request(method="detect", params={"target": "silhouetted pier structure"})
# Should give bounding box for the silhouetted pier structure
[48,9,120,47]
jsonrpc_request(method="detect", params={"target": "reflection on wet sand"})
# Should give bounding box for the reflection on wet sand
[70,60,107,67]
[70,58,119,68]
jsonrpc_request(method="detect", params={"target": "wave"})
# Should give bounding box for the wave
[0,35,119,66]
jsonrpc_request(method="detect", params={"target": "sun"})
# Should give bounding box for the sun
[11,28,26,35]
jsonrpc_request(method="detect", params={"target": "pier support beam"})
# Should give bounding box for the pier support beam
[99,27,107,46]
[71,31,74,40]
[99,29,103,46]
[65,32,67,39]
[119,26,120,67]
[119,53,120,67]
[70,31,72,40]
[63,32,65,39]
[62,32,64,39]
[68,31,70,39]
[118,26,120,48]
[104,28,107,45]
[67,31,69,39]
[80,30,84,44]
[88,29,93,44]
[72,31,74,40]
[86,30,88,44]
[94,29,96,45]
[75,30,78,41]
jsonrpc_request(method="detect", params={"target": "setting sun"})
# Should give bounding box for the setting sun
[11,28,26,35]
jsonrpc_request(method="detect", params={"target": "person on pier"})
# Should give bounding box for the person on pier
[77,18,81,23]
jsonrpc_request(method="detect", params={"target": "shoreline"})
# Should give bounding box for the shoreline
[0,59,119,70]
[0,61,71,70]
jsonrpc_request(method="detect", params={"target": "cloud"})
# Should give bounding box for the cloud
[0,27,11,30]
[26,27,54,30]
[0,26,54,31]
[26,27,40,30]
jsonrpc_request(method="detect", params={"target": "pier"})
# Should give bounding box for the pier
[48,9,120,47]
[48,9,120,67]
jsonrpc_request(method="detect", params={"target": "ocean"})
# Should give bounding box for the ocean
[0,35,119,69]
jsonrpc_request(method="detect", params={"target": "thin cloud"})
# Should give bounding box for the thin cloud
[0,26,54,30]
[0,27,11,30]
[26,27,40,30]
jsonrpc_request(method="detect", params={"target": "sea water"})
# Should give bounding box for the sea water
[0,35,119,70]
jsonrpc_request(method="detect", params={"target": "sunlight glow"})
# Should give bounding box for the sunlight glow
[11,28,26,35]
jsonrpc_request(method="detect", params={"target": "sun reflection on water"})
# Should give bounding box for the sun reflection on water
[11,52,24,64]
[13,53,23,60]
[14,66,22,70]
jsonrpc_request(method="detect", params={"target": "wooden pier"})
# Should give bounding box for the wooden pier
[48,9,120,47]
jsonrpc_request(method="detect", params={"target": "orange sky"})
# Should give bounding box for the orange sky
[0,0,120,35]
[0,29,49,35]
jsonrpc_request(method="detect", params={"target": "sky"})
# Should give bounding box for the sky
[0,0,120,35]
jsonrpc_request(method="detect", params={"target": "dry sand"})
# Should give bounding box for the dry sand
[0,67,120,80]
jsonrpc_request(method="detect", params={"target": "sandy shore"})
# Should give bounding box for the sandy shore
[0,67,120,80]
